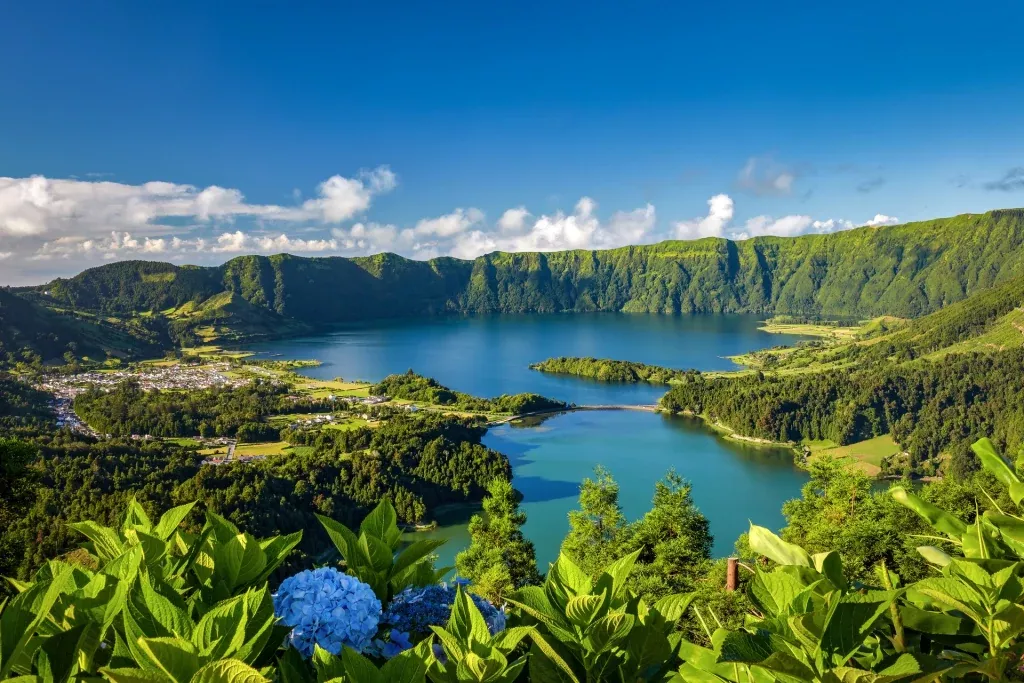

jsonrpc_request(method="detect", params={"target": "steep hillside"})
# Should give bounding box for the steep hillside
[0,288,164,364]
[33,208,1024,330]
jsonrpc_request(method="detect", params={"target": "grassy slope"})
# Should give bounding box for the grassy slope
[0,288,164,363]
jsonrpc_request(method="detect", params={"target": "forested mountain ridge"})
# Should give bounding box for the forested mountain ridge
[29,208,1024,329]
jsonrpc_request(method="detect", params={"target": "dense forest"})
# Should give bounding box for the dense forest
[531,356,691,384]
[661,349,1024,473]
[0,378,510,588]
[371,371,568,414]
[73,379,292,438]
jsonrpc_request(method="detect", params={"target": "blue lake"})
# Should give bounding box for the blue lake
[246,313,809,568]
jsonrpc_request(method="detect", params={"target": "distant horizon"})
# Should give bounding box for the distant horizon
[7,204,1023,288]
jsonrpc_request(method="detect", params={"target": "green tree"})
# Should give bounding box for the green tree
[455,478,540,602]
[624,470,713,600]
[781,457,983,583]
[560,465,628,575]
[0,438,39,597]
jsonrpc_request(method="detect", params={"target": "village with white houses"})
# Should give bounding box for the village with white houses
[25,349,420,467]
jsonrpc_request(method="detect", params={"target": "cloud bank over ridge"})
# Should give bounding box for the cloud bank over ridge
[0,168,897,284]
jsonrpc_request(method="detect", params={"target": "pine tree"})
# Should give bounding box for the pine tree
[560,465,628,575]
[455,478,540,602]
[625,470,713,600]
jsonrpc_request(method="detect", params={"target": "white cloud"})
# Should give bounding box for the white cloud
[0,168,394,242]
[0,169,395,281]
[862,213,899,227]
[211,231,339,254]
[300,167,397,223]
[0,165,902,285]
[445,198,657,259]
[674,194,735,239]
[497,207,531,233]
[409,208,485,238]
[673,194,897,242]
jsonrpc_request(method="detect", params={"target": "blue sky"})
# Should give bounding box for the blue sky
[1,1,1023,283]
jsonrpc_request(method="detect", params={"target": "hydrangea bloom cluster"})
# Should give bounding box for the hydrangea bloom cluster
[272,567,382,658]
[382,583,506,639]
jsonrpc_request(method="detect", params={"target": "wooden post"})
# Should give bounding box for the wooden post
[726,557,739,592]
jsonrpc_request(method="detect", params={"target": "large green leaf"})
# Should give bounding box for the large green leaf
[0,566,75,679]
[190,659,270,683]
[123,497,154,534]
[748,525,812,567]
[527,631,581,683]
[811,551,847,590]
[316,514,360,565]
[392,539,446,578]
[899,605,970,636]
[449,587,492,643]
[961,521,1000,560]
[972,438,1019,488]
[140,575,194,639]
[359,500,399,547]
[505,586,568,632]
[890,488,967,537]
[546,553,592,610]
[232,534,268,588]
[565,594,606,627]
[311,645,345,682]
[341,647,384,683]
[204,513,241,544]
[357,533,393,574]
[748,570,810,618]
[68,521,125,562]
[915,545,952,567]
[911,578,986,623]
[254,532,301,584]
[714,628,773,663]
[213,535,245,590]
[153,503,196,541]
[193,595,247,659]
[275,648,312,683]
[585,612,634,654]
[820,591,900,664]
[653,592,697,622]
[379,644,430,683]
[137,637,203,683]
[100,667,169,683]
[593,549,641,600]
[38,623,94,683]
[621,622,675,679]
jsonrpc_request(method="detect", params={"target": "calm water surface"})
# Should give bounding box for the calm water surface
[246,313,809,568]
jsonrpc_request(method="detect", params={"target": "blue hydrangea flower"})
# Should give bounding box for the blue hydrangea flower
[272,567,382,657]
[366,629,414,659]
[382,583,505,638]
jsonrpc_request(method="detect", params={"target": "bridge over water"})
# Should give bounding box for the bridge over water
[487,403,659,425]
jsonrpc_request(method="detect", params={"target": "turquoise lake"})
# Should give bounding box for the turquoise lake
[246,313,809,568]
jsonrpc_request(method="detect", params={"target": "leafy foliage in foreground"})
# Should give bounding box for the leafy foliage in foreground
[7,438,1024,681]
